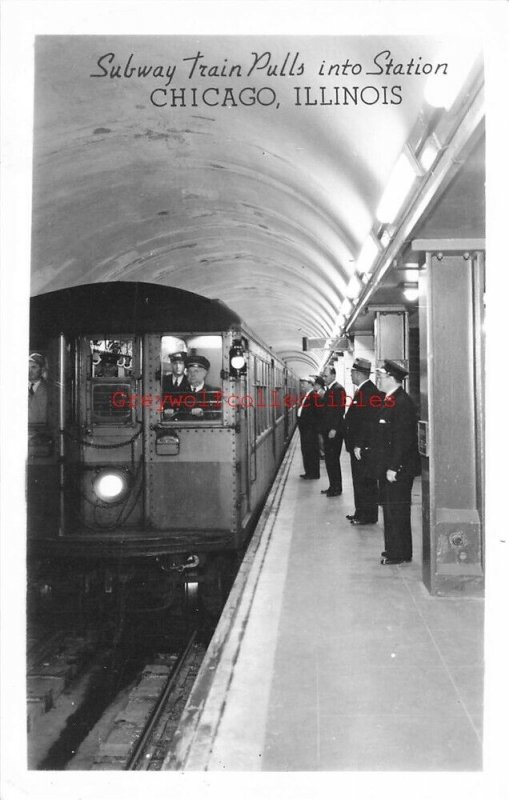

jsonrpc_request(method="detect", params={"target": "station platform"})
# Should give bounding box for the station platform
[164,435,484,771]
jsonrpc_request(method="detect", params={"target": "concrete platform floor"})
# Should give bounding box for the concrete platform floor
[171,437,484,771]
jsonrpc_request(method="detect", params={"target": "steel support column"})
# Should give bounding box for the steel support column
[414,239,485,595]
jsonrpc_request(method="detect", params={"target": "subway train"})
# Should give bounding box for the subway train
[27,281,299,609]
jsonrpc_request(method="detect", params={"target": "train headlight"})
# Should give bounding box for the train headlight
[93,469,129,503]
[229,340,247,376]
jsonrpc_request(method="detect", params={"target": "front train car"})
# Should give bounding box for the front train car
[27,281,298,614]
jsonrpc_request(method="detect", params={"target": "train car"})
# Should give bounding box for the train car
[27,281,299,608]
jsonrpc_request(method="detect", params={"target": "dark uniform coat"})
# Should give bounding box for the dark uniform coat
[318,380,346,493]
[344,379,385,522]
[161,374,191,419]
[297,390,321,478]
[28,379,49,425]
[179,383,222,420]
[371,386,419,561]
[162,373,190,394]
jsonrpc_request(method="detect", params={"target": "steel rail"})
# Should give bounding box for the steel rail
[126,630,198,770]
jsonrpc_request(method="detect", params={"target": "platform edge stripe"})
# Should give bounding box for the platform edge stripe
[162,434,298,770]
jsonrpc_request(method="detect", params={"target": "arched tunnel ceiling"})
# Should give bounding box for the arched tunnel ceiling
[31,35,479,375]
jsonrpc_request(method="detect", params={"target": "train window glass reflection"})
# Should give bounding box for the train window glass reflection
[89,339,134,423]
[160,335,223,422]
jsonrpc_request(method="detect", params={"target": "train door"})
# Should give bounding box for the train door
[145,333,233,532]
[66,336,144,534]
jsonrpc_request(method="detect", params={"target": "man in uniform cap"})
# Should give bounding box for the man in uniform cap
[372,359,420,565]
[28,352,49,424]
[296,376,324,480]
[319,364,347,497]
[161,350,192,419]
[344,357,385,525]
[162,351,190,394]
[182,354,221,419]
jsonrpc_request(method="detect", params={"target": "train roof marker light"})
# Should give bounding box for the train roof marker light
[376,148,420,225]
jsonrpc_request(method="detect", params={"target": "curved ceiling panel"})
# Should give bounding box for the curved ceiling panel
[31,35,456,374]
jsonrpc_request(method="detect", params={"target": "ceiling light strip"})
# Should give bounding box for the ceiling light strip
[345,81,484,333]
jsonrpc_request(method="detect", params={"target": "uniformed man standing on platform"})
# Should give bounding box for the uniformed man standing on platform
[297,376,325,480]
[319,364,346,498]
[373,360,420,565]
[344,357,385,526]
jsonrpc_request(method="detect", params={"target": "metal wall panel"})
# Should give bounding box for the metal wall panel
[417,244,484,595]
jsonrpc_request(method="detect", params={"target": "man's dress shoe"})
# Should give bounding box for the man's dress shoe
[346,514,357,521]
[380,557,412,565]
[351,518,377,526]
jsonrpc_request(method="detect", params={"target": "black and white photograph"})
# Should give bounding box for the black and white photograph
[1,2,508,799]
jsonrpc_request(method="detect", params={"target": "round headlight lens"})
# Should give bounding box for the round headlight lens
[231,354,246,370]
[93,470,128,503]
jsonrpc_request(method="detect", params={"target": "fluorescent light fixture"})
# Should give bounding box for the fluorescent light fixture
[356,234,380,275]
[424,46,481,111]
[419,133,442,171]
[402,281,419,302]
[341,297,353,316]
[376,150,418,224]
[330,314,346,340]
[345,273,362,299]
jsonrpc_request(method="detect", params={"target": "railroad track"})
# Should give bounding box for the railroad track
[92,631,205,770]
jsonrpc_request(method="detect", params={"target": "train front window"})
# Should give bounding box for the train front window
[160,335,223,423]
[89,339,134,423]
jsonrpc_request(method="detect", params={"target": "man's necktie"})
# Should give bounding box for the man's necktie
[29,383,34,397]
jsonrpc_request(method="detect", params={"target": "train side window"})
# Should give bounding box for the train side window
[88,339,134,424]
[254,357,270,436]
[274,367,284,421]
[160,334,223,423]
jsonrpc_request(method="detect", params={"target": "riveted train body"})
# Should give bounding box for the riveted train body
[27,282,298,604]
